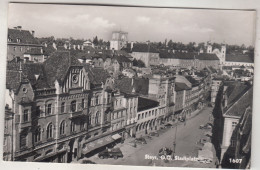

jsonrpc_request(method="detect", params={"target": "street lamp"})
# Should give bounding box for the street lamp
[173,119,178,156]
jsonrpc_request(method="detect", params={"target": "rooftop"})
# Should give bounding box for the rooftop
[138,97,159,112]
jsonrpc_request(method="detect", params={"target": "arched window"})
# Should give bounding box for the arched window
[88,113,92,125]
[61,102,65,113]
[60,121,65,135]
[70,121,75,132]
[34,126,41,143]
[71,100,76,112]
[47,123,53,139]
[95,112,100,124]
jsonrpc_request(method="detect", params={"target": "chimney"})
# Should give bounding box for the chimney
[32,30,35,37]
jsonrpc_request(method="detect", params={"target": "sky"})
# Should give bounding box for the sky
[8,3,256,46]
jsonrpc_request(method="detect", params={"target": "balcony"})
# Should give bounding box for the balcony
[20,121,31,128]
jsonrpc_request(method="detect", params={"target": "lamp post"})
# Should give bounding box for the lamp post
[173,119,178,156]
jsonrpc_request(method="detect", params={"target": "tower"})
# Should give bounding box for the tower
[110,31,128,50]
[220,44,226,65]
[207,42,212,53]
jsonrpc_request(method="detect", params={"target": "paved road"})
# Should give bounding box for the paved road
[80,106,216,168]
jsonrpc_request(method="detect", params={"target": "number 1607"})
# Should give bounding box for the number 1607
[229,158,242,163]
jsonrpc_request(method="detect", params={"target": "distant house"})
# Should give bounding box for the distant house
[131,43,160,67]
[7,26,44,62]
[225,54,254,67]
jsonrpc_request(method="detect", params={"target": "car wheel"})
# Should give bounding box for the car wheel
[114,156,118,160]
[100,156,104,159]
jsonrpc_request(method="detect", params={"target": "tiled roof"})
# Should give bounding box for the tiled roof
[226,54,254,63]
[175,82,191,91]
[185,76,200,86]
[8,28,40,45]
[114,77,149,95]
[197,53,219,60]
[138,97,159,112]
[83,64,110,85]
[132,43,158,53]
[44,51,81,86]
[224,84,253,117]
[159,51,219,60]
[6,70,28,92]
[115,78,133,93]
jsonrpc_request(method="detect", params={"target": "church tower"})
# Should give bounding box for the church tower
[220,44,226,65]
[207,42,212,53]
[110,31,128,50]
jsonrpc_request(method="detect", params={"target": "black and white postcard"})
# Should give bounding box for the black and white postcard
[2,3,256,169]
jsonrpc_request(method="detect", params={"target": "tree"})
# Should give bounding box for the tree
[93,36,98,46]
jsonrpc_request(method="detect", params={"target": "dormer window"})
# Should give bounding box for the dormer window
[8,38,11,42]
[17,38,21,43]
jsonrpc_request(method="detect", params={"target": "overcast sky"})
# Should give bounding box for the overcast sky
[8,3,256,46]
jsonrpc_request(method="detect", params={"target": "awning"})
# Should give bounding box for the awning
[33,149,66,162]
[82,135,114,155]
[112,134,122,140]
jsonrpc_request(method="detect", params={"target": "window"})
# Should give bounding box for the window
[81,99,85,109]
[80,121,85,130]
[61,102,65,113]
[20,47,22,51]
[60,121,65,135]
[70,121,75,132]
[47,123,53,139]
[20,132,27,148]
[71,101,76,112]
[24,109,29,122]
[47,104,52,115]
[142,113,144,119]
[4,137,7,146]
[13,47,16,51]
[95,112,100,124]
[107,95,111,103]
[138,114,140,120]
[96,96,99,105]
[34,127,41,143]
[36,106,41,117]
[88,114,92,125]
[232,122,237,128]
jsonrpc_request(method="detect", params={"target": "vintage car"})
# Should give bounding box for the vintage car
[149,132,159,137]
[134,137,147,144]
[98,148,123,159]
[158,147,173,157]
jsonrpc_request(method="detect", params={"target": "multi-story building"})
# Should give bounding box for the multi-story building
[7,26,45,62]
[131,43,159,67]
[210,78,223,105]
[135,97,160,133]
[212,81,253,168]
[3,106,14,161]
[4,51,119,162]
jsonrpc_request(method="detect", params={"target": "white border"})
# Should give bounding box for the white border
[0,1,259,170]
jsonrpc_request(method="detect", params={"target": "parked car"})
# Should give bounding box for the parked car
[164,123,173,128]
[158,147,173,157]
[149,132,159,137]
[98,148,123,159]
[134,137,147,144]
